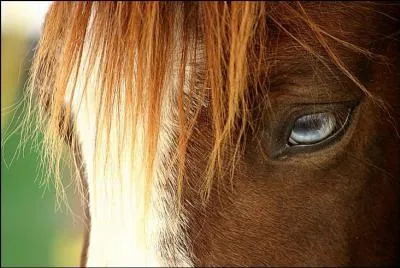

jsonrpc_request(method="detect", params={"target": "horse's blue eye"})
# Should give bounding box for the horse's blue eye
[288,112,336,145]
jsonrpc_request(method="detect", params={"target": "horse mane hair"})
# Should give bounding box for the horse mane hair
[23,1,389,211]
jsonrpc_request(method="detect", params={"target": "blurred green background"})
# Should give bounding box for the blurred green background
[1,2,83,267]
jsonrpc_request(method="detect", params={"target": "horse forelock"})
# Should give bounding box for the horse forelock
[64,8,195,267]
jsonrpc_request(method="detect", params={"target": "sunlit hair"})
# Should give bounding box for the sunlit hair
[23,1,388,212]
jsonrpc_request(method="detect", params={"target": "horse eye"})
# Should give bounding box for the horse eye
[288,112,339,146]
[269,102,357,158]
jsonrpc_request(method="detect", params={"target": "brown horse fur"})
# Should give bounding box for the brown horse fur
[24,1,399,266]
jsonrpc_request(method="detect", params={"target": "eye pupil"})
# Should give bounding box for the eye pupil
[289,112,336,145]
